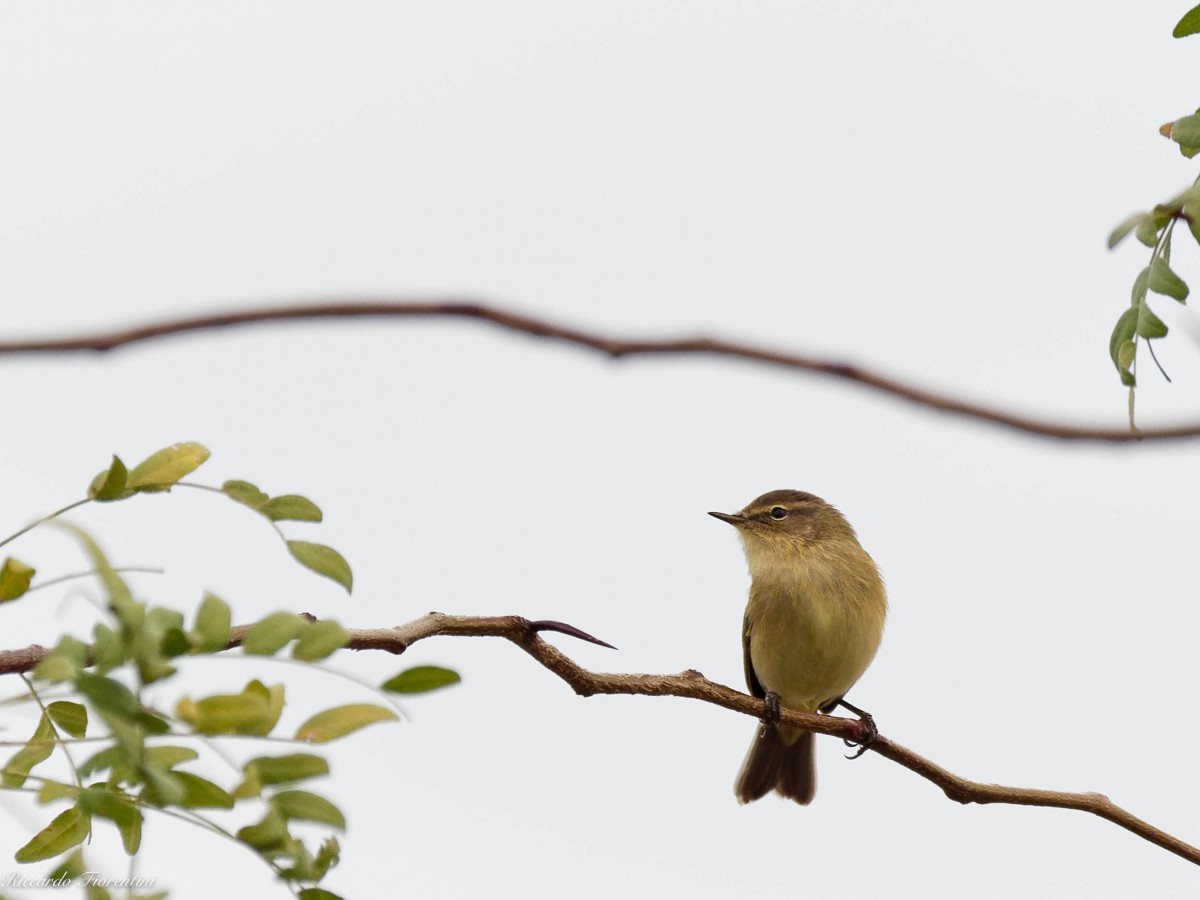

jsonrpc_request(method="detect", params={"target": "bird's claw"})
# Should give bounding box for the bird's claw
[758,691,782,737]
[843,711,878,760]
[761,691,781,723]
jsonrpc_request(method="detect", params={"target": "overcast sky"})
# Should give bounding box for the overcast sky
[3,3,1200,898]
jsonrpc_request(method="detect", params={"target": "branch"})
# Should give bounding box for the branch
[1,300,1195,442]
[1,612,1196,866]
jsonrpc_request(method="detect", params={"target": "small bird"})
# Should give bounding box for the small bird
[710,490,887,805]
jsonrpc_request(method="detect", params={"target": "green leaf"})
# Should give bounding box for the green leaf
[76,673,140,720]
[192,593,232,653]
[236,808,289,851]
[138,711,170,734]
[382,665,461,694]
[175,772,235,809]
[47,848,86,881]
[313,837,340,880]
[33,636,89,683]
[261,495,323,522]
[299,889,344,900]
[1175,4,1200,36]
[119,807,143,857]
[271,790,345,829]
[1109,308,1138,370]
[292,621,350,662]
[135,655,176,687]
[38,781,78,804]
[295,704,397,743]
[287,542,353,593]
[177,692,271,736]
[78,786,142,854]
[1170,113,1200,148]
[177,680,282,736]
[0,557,35,602]
[1135,215,1163,248]
[223,482,324,522]
[125,442,210,492]
[279,845,320,884]
[104,714,146,761]
[92,624,123,672]
[146,606,185,636]
[1149,256,1189,303]
[2,714,55,788]
[31,656,76,683]
[55,523,133,611]
[1107,213,1145,249]
[88,456,129,501]
[233,768,262,799]
[242,612,308,655]
[140,764,186,807]
[246,680,285,736]
[1136,303,1169,339]
[222,479,269,509]
[1130,266,1150,306]
[1117,340,1137,386]
[144,745,200,771]
[139,608,188,677]
[47,702,87,739]
[1184,202,1200,248]
[158,627,190,660]
[244,754,330,787]
[78,784,135,820]
[14,806,91,863]
[79,746,126,779]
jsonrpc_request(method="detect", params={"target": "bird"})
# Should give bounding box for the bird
[709,489,887,805]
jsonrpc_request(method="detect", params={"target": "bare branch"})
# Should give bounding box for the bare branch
[2,611,1196,865]
[1,300,1194,442]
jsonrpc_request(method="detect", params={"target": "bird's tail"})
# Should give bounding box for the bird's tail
[734,724,815,805]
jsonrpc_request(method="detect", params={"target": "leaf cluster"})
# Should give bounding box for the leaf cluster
[0,444,460,898]
[1107,185,1195,392]
[1103,9,1200,423]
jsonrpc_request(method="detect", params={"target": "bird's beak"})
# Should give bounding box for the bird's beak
[708,511,747,527]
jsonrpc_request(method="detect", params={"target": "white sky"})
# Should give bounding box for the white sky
[3,2,1200,898]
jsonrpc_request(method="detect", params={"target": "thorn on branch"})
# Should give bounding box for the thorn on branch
[1,612,1198,866]
[527,619,617,650]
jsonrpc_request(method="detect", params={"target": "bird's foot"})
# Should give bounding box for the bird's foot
[835,698,878,760]
[758,691,782,738]
[843,712,877,759]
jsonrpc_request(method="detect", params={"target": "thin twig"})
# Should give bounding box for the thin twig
[1145,338,1172,383]
[0,300,1195,442]
[0,611,1195,865]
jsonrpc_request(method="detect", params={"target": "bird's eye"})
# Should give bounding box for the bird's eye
[770,506,788,519]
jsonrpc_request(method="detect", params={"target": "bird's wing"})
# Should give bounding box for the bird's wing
[742,612,765,699]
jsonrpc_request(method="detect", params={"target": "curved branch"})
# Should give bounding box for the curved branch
[1,300,1194,442]
[1,611,1196,865]
[373,613,1200,865]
